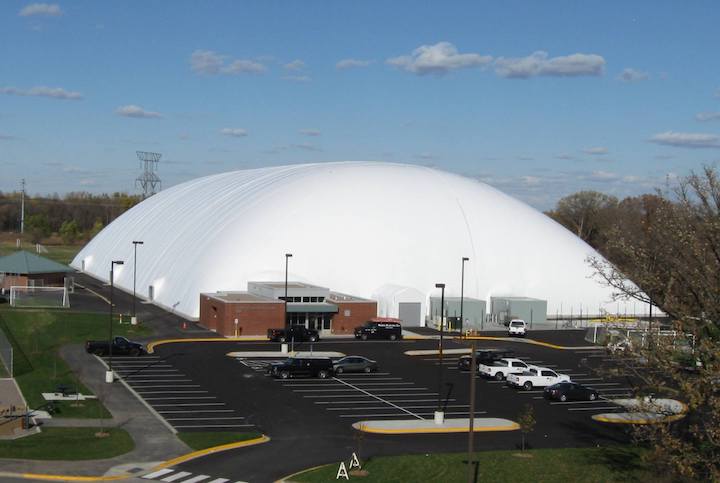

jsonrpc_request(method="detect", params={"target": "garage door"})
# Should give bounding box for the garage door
[398,302,422,327]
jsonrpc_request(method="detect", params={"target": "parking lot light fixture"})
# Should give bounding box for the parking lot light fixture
[132,241,144,322]
[435,282,446,424]
[108,260,124,382]
[285,253,292,329]
[460,257,469,333]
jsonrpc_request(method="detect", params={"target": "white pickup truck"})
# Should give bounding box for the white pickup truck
[478,358,537,381]
[507,367,571,390]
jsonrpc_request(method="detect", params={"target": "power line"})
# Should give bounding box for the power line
[135,151,162,198]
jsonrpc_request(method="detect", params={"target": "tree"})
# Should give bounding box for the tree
[588,166,720,481]
[25,213,51,243]
[517,403,536,452]
[88,219,104,238]
[59,220,80,244]
[546,191,618,251]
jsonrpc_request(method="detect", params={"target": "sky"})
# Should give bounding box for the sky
[1,1,719,210]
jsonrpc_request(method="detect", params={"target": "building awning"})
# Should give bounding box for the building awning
[287,302,338,313]
[0,251,75,275]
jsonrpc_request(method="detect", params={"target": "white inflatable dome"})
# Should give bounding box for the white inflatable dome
[72,162,621,321]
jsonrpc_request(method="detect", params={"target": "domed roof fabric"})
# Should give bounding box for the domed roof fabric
[72,162,619,320]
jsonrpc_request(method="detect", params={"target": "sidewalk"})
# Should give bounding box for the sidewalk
[351,417,520,434]
[0,344,190,477]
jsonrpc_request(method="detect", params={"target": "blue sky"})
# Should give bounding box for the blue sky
[1,1,719,209]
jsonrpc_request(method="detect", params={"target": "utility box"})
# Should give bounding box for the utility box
[429,297,486,331]
[490,296,547,326]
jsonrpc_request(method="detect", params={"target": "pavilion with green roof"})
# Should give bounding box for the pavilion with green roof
[0,251,75,291]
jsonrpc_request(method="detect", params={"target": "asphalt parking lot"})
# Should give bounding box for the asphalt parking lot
[143,334,633,482]
[101,353,256,433]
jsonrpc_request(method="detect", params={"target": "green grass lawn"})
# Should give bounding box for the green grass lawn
[292,446,655,483]
[177,432,264,451]
[0,308,152,418]
[0,427,134,460]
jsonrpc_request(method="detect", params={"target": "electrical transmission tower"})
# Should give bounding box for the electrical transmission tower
[20,178,26,234]
[135,151,162,198]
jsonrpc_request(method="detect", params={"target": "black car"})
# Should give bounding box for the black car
[354,320,402,341]
[267,325,319,343]
[85,336,145,356]
[333,356,378,374]
[544,382,600,402]
[457,348,515,371]
[269,357,334,379]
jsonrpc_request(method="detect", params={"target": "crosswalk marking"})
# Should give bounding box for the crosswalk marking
[142,469,174,479]
[181,475,211,483]
[161,471,192,482]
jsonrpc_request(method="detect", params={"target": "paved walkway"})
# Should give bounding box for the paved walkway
[0,344,190,477]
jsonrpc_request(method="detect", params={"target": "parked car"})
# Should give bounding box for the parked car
[354,320,402,341]
[268,357,334,379]
[544,382,600,402]
[478,358,537,381]
[507,367,571,391]
[508,319,527,337]
[457,348,515,371]
[267,325,319,343]
[333,356,378,374]
[85,336,145,356]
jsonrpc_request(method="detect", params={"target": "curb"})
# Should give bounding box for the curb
[352,423,521,434]
[146,337,267,353]
[8,435,270,481]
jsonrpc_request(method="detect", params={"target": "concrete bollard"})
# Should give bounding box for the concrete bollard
[281,343,289,354]
[105,371,114,383]
[434,410,444,425]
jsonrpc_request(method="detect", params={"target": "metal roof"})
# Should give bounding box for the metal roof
[0,251,74,275]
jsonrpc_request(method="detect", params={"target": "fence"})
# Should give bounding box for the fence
[0,323,13,378]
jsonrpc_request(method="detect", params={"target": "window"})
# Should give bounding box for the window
[310,297,318,302]
[318,297,325,302]
[294,297,302,302]
[303,297,310,302]
[542,370,556,377]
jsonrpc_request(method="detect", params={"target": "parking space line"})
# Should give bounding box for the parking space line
[315,399,455,404]
[338,373,391,376]
[166,417,246,421]
[567,373,590,376]
[550,400,616,405]
[153,403,226,407]
[572,378,604,382]
[124,374,188,378]
[303,393,438,398]
[125,379,194,383]
[173,424,255,428]
[294,387,428,392]
[136,391,209,395]
[327,405,470,411]
[333,377,424,420]
[131,385,202,389]
[589,382,623,386]
[145,396,217,401]
[335,377,402,381]
[115,369,180,373]
[158,410,235,413]
[338,411,486,418]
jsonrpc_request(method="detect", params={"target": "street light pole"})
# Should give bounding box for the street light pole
[435,282,446,424]
[460,257,469,333]
[284,253,292,329]
[132,241,143,323]
[467,338,478,482]
[108,260,124,382]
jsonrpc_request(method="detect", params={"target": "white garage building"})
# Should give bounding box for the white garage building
[72,162,624,325]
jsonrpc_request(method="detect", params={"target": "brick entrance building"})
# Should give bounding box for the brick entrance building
[199,281,377,337]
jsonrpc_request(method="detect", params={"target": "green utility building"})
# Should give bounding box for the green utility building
[490,296,547,325]
[429,296,486,331]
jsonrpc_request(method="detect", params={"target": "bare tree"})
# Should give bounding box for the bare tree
[546,191,618,250]
[588,166,720,481]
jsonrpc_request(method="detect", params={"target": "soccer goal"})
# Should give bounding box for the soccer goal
[9,286,69,308]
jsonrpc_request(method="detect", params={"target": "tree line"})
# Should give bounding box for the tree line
[0,191,140,244]
[548,168,719,481]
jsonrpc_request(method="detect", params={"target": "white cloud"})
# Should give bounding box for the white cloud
[617,68,649,82]
[555,153,576,160]
[494,51,605,78]
[582,146,609,155]
[79,178,97,186]
[115,105,163,119]
[649,131,720,149]
[284,60,305,71]
[220,128,248,137]
[283,75,311,82]
[223,59,266,75]
[190,50,225,75]
[19,3,62,17]
[190,50,266,75]
[695,112,720,122]
[585,170,620,182]
[0,85,82,100]
[299,129,321,137]
[336,59,373,70]
[387,42,492,75]
[291,142,321,151]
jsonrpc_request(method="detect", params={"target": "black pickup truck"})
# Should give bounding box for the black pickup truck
[85,336,145,356]
[267,325,319,343]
